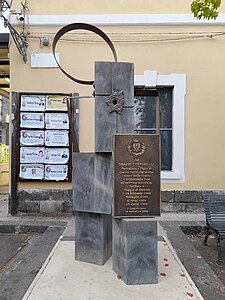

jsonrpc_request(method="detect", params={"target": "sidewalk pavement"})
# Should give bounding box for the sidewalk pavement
[21,214,206,300]
[0,193,207,300]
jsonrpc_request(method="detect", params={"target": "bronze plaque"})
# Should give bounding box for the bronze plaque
[113,134,161,218]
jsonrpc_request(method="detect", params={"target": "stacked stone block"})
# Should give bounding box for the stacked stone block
[113,219,158,284]
[73,61,134,265]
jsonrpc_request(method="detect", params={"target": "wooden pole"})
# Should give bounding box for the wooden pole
[156,95,160,135]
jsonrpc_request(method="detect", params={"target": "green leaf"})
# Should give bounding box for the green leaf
[191,0,221,19]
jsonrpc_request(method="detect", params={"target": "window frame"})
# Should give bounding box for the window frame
[134,71,186,183]
[134,87,173,171]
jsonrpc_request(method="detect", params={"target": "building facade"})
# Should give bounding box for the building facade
[7,0,225,213]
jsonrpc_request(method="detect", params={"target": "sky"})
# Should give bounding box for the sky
[0,11,9,33]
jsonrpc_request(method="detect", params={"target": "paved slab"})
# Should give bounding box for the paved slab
[23,238,203,300]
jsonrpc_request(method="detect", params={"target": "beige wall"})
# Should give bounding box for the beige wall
[12,0,194,15]
[11,0,225,15]
[9,1,225,191]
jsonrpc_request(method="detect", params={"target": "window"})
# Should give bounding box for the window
[134,71,186,183]
[134,88,173,171]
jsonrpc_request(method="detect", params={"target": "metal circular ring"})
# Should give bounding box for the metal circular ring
[52,23,118,85]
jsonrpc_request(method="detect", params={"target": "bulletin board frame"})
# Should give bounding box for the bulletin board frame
[18,92,73,182]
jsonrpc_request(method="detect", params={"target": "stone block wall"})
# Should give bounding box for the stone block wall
[161,190,225,213]
[16,189,225,214]
[17,189,72,213]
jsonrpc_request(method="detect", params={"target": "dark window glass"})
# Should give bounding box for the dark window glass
[134,88,173,171]
[160,130,172,170]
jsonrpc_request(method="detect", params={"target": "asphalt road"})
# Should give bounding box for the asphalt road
[188,233,225,287]
[0,233,31,270]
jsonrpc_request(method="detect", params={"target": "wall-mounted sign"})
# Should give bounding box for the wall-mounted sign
[46,96,67,111]
[113,134,161,218]
[45,130,69,146]
[20,147,45,163]
[20,164,44,180]
[20,130,45,146]
[45,113,69,129]
[20,113,44,128]
[20,95,46,111]
[45,148,69,164]
[45,165,68,181]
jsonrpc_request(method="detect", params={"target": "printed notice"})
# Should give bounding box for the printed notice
[45,130,69,146]
[20,164,44,180]
[45,113,69,129]
[45,148,69,164]
[20,113,44,129]
[46,96,67,111]
[20,95,46,111]
[20,147,45,163]
[45,165,68,181]
[20,130,45,146]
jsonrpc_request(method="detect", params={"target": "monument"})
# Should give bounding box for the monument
[53,23,161,284]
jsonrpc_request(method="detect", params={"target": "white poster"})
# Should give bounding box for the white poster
[20,164,44,180]
[45,130,69,146]
[45,148,69,164]
[46,96,67,111]
[20,95,46,111]
[45,113,69,129]
[45,165,68,181]
[20,130,45,146]
[20,113,44,129]
[20,147,45,163]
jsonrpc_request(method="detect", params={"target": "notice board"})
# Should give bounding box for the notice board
[19,93,72,181]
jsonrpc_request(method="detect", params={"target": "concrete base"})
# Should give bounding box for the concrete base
[75,211,112,265]
[22,239,204,300]
[113,218,158,285]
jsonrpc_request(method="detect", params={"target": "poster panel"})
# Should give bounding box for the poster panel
[45,165,68,181]
[20,147,45,163]
[45,130,69,147]
[45,113,69,129]
[20,130,45,146]
[45,148,69,164]
[19,164,44,180]
[20,113,44,129]
[20,95,46,111]
[46,95,67,111]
